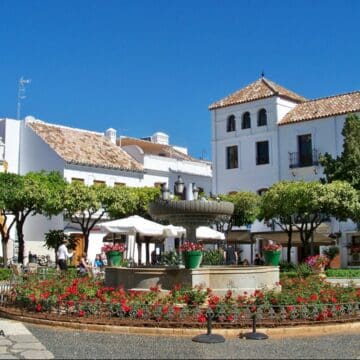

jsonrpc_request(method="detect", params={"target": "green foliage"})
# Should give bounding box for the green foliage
[325,269,360,278]
[320,114,360,190]
[44,230,78,256]
[169,284,208,305]
[279,260,296,272]
[294,263,314,278]
[259,180,359,257]
[202,249,225,265]
[322,246,340,261]
[160,251,182,266]
[0,268,11,281]
[218,191,260,231]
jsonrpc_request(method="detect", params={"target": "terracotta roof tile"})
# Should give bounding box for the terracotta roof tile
[279,91,360,125]
[209,77,306,110]
[120,137,197,162]
[27,120,143,172]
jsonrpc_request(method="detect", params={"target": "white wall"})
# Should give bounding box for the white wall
[19,121,65,174]
[0,118,21,174]
[211,97,280,194]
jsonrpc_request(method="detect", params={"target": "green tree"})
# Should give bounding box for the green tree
[44,229,78,261]
[15,171,66,263]
[217,191,260,232]
[0,171,66,264]
[320,113,360,190]
[0,173,22,264]
[64,184,160,254]
[258,181,299,263]
[260,180,359,259]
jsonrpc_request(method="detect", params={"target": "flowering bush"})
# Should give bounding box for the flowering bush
[101,243,126,254]
[305,254,330,268]
[7,272,360,324]
[263,243,282,252]
[179,241,203,252]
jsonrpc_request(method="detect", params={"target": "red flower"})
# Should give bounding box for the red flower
[310,294,318,302]
[35,303,42,312]
[78,310,85,317]
[180,241,203,252]
[227,315,234,322]
[137,309,144,318]
[198,314,207,323]
[67,301,74,307]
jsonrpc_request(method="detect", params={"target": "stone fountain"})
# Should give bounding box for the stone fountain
[105,178,280,295]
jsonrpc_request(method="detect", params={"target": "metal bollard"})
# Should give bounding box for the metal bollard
[192,308,225,343]
[244,314,268,340]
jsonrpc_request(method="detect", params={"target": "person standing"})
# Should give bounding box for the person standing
[224,244,238,265]
[57,239,73,271]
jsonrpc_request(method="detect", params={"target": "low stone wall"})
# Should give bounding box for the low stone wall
[105,265,280,295]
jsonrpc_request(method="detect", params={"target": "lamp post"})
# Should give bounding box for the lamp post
[192,183,199,200]
[174,175,185,196]
[160,183,170,201]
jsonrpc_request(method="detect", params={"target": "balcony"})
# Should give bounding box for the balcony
[289,149,319,169]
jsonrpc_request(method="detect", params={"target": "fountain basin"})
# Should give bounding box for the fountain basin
[105,266,280,296]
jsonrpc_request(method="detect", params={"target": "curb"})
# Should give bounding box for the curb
[1,310,360,339]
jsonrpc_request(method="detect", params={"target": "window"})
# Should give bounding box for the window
[256,141,269,165]
[298,134,313,167]
[226,115,236,132]
[71,178,84,184]
[93,180,106,186]
[257,108,267,126]
[226,146,238,169]
[114,182,126,187]
[241,112,251,129]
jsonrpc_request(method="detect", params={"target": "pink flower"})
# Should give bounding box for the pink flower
[180,241,203,252]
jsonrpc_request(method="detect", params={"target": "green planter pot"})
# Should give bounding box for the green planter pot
[106,251,123,266]
[183,251,203,269]
[263,250,281,266]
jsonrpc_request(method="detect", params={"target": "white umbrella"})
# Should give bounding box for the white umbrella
[196,226,225,240]
[99,215,165,236]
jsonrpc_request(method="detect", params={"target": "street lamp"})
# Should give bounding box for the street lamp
[160,183,170,201]
[192,183,199,200]
[174,175,185,196]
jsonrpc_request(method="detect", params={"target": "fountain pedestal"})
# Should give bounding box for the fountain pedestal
[105,265,280,296]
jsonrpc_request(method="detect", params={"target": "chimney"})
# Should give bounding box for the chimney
[105,128,117,144]
[152,132,169,145]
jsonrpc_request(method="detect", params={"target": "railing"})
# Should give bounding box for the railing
[0,288,358,326]
[289,149,319,169]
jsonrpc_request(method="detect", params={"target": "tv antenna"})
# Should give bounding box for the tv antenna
[17,76,31,120]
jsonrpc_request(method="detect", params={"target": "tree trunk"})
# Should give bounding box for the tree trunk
[286,231,292,263]
[84,232,90,254]
[16,221,25,264]
[1,239,8,265]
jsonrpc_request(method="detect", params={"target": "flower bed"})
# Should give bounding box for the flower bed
[1,273,359,327]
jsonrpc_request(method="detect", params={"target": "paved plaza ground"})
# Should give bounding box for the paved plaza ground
[22,322,360,359]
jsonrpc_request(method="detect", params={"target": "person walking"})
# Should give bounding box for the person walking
[56,239,73,271]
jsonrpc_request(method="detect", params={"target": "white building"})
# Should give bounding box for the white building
[210,77,360,267]
[0,116,212,264]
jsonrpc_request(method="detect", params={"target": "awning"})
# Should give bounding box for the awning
[226,230,252,244]
[252,230,335,246]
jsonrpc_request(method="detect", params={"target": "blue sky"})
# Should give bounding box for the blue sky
[0,0,359,160]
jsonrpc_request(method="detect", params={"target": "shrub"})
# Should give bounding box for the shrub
[202,249,225,265]
[279,261,296,272]
[0,268,11,281]
[160,251,182,266]
[294,263,314,278]
[325,269,360,278]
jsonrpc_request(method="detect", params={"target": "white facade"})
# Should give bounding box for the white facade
[0,117,212,264]
[210,79,360,267]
